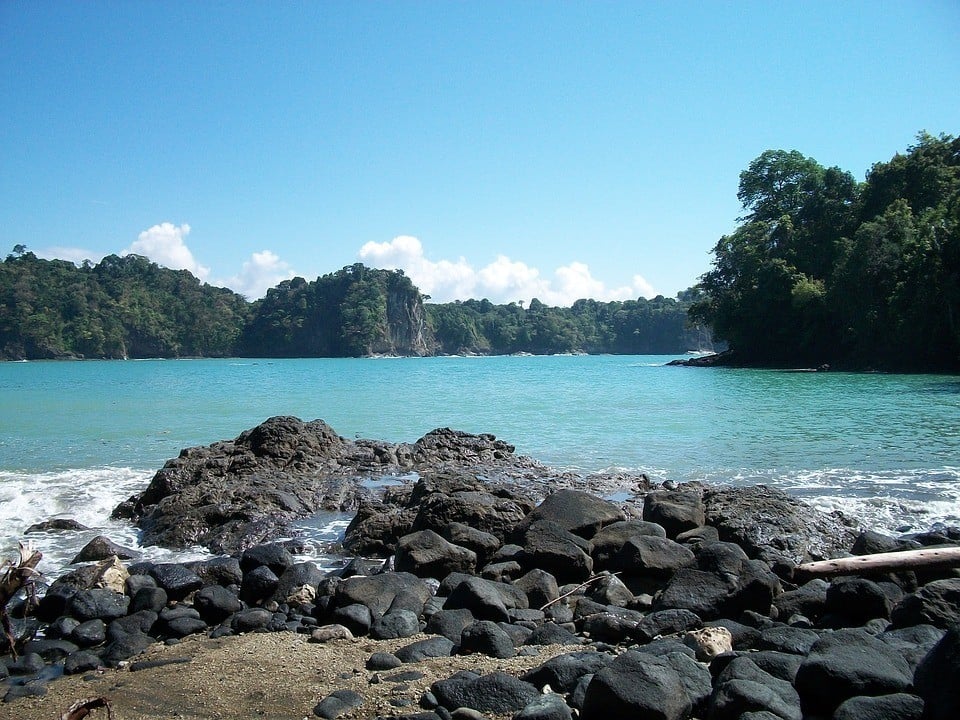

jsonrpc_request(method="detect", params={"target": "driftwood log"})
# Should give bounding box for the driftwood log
[794,546,960,581]
[0,542,43,657]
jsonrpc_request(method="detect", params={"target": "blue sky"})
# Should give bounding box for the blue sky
[2,2,958,303]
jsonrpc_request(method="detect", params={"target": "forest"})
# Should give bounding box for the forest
[691,132,960,371]
[0,254,704,360]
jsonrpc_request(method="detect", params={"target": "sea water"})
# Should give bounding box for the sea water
[1,356,958,576]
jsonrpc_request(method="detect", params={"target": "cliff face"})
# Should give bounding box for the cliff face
[376,286,434,356]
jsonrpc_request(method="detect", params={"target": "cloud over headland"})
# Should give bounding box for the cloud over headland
[359,235,656,306]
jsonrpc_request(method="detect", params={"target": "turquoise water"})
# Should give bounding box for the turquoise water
[1,356,958,573]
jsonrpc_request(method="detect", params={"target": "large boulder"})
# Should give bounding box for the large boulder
[794,628,913,715]
[514,520,594,584]
[913,625,960,720]
[333,572,432,619]
[890,578,960,629]
[394,529,477,578]
[516,489,625,540]
[113,417,550,554]
[431,671,541,714]
[642,490,705,538]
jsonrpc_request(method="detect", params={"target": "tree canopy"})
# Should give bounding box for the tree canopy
[692,132,960,371]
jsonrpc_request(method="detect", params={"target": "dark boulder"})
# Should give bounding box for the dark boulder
[63,650,103,675]
[825,577,894,625]
[370,609,420,640]
[68,588,129,622]
[70,619,106,647]
[514,520,594,584]
[914,624,960,720]
[443,522,501,565]
[241,542,294,576]
[795,628,913,715]
[516,489,625,540]
[189,556,244,587]
[444,576,527,622]
[149,563,203,600]
[273,562,325,604]
[25,518,89,533]
[333,572,431,619]
[773,579,828,622]
[332,603,373,636]
[522,651,613,693]
[395,636,456,663]
[890,578,960,629]
[880,624,945,672]
[425,608,476,642]
[194,584,243,624]
[395,529,477,578]
[591,520,667,570]
[458,620,516,658]
[703,485,856,564]
[101,630,154,666]
[513,569,559,609]
[642,490,704,538]
[610,535,693,579]
[240,565,279,604]
[580,650,695,720]
[833,693,923,720]
[313,689,363,719]
[525,623,581,647]
[634,609,702,643]
[230,608,274,633]
[757,626,820,656]
[514,692,573,720]
[431,671,540,714]
[70,535,138,563]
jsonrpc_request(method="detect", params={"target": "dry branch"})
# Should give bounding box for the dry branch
[0,541,43,658]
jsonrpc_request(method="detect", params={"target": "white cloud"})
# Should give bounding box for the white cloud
[358,235,658,306]
[36,246,100,265]
[226,250,296,299]
[125,222,210,281]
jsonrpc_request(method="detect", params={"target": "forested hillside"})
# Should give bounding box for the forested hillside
[0,252,705,359]
[0,250,249,359]
[691,132,960,371]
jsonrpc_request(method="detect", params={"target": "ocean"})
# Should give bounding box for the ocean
[1,356,958,577]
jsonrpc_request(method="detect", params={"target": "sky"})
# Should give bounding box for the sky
[2,2,958,304]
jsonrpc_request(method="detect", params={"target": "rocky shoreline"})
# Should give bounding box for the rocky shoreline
[4,417,960,719]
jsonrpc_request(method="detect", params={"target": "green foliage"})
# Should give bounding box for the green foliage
[0,253,248,359]
[693,132,960,371]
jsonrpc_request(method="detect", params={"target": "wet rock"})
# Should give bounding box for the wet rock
[149,563,203,601]
[24,518,89,533]
[241,543,294,576]
[68,588,129,622]
[71,535,138,563]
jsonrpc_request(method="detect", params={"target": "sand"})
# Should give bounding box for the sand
[6,632,574,720]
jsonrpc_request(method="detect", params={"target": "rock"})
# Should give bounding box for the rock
[711,655,802,720]
[757,626,820,655]
[834,693,924,720]
[310,624,355,643]
[395,529,478,578]
[46,616,80,640]
[443,522,502,565]
[3,679,48,702]
[165,615,208,638]
[851,530,922,555]
[914,625,960,720]
[25,518,89,533]
[101,630,155,666]
[395,636,456,663]
[634,609,702,643]
[313,688,364,719]
[522,651,613,693]
[459,620,517,659]
[703,485,856,564]
[610,535,694,579]
[825,577,894,624]
[334,572,432,619]
[148,563,203,600]
[426,609,477,642]
[231,608,274,633]
[118,417,548,554]
[795,628,913,715]
[367,652,403,670]
[130,586,168,614]
[108,610,159,640]
[332,603,373,636]
[241,542,294,576]
[371,609,420,640]
[516,490,625,540]
[70,535,138,563]
[190,556,244,586]
[513,692,573,720]
[587,574,634,607]
[514,520,594,584]
[513,569,559,609]
[68,588,129,621]
[240,565,280,604]
[343,503,419,556]
[23,638,78,662]
[194,584,243,624]
[683,626,733,661]
[36,565,100,620]
[880,624,945,672]
[63,650,103,675]
[431,671,541,714]
[70,619,106,647]
[890,578,960,629]
[642,490,704,538]
[525,623,581,647]
[773,579,828,622]
[580,650,693,720]
[591,520,667,570]
[444,577,517,622]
